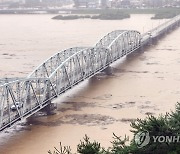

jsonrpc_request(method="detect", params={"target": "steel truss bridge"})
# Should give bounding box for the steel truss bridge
[0,15,180,131]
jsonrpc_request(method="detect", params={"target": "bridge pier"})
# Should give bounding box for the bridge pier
[43,102,56,115]
[42,80,56,115]
[148,37,153,46]
[152,36,159,45]
[140,45,143,51]
[139,46,144,52]
[104,66,113,75]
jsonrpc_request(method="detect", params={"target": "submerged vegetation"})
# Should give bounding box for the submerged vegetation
[52,15,91,20]
[91,11,130,20]
[151,11,179,19]
[52,11,130,20]
[52,8,180,20]
[48,103,180,154]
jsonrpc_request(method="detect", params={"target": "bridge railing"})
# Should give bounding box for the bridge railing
[142,14,180,44]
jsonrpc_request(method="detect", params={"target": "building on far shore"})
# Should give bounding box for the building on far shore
[0,0,180,9]
[73,0,100,8]
[73,0,114,8]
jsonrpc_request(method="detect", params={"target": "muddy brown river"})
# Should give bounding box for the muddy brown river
[0,14,180,154]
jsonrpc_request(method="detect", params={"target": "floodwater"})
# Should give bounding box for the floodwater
[0,14,180,153]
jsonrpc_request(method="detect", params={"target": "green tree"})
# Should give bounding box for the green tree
[77,135,105,154]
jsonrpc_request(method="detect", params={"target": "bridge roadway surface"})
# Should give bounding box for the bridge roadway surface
[0,15,180,131]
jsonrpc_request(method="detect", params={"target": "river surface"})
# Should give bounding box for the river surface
[0,14,180,154]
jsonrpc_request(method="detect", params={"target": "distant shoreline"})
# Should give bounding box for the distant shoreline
[1,8,179,20]
[0,8,180,14]
[52,8,180,20]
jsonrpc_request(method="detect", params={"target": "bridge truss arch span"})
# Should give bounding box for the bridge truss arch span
[28,47,86,78]
[1,14,180,131]
[0,30,142,131]
[95,30,141,51]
